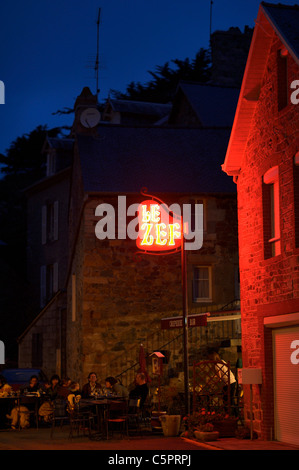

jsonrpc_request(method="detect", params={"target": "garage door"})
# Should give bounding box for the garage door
[273,326,299,446]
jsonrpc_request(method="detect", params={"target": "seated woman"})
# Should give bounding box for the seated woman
[81,372,102,398]
[43,374,60,400]
[38,375,61,424]
[20,375,41,394]
[105,376,129,398]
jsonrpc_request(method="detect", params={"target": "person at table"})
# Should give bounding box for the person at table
[43,374,60,400]
[81,372,102,398]
[129,372,149,408]
[57,376,72,399]
[0,375,12,397]
[105,376,129,398]
[21,375,41,394]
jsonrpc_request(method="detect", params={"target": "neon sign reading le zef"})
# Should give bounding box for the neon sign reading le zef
[137,201,181,253]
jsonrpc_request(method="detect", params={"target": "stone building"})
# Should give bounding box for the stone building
[222,3,299,445]
[18,137,73,374]
[65,123,239,385]
[18,84,240,385]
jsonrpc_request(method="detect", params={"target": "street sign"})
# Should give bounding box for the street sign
[161,313,208,330]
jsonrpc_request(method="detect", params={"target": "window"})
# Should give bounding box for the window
[263,166,281,258]
[40,263,58,307]
[193,266,212,302]
[42,201,59,244]
[277,49,288,111]
[32,333,43,367]
[46,152,56,176]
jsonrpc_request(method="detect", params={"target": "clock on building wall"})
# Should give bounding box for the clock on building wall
[80,107,101,128]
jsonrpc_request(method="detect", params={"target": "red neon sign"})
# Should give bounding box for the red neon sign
[136,199,182,253]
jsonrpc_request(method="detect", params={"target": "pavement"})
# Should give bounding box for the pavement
[0,426,298,451]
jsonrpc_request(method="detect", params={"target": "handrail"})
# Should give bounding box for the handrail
[116,332,183,382]
[111,300,241,386]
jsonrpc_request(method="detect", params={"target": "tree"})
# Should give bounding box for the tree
[111,48,211,103]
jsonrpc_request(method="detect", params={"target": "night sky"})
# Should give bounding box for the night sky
[0,0,295,156]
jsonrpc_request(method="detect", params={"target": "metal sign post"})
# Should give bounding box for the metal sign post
[181,222,190,416]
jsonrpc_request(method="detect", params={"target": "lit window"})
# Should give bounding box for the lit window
[193,266,212,302]
[263,166,281,258]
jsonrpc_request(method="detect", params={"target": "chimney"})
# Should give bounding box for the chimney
[210,26,253,87]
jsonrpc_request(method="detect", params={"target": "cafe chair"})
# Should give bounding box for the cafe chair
[19,396,39,429]
[105,400,129,439]
[128,399,142,435]
[69,407,95,439]
[50,399,69,438]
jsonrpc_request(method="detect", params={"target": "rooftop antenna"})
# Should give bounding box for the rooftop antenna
[209,1,213,42]
[95,7,101,100]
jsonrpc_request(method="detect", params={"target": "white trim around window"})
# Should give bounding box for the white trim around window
[263,165,281,257]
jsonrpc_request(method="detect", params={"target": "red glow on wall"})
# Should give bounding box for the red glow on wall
[136,199,182,253]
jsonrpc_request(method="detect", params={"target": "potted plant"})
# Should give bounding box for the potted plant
[182,409,228,441]
[158,385,183,437]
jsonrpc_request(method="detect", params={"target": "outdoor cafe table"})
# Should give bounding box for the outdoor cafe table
[80,397,125,439]
[0,394,44,430]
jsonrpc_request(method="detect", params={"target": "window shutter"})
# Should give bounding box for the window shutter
[42,206,47,245]
[53,262,59,293]
[54,201,59,241]
[40,265,46,307]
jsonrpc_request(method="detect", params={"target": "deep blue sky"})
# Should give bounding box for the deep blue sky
[0,0,294,156]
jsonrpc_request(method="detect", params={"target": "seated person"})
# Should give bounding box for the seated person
[105,376,129,398]
[43,374,60,400]
[67,382,82,414]
[57,377,72,399]
[129,372,149,408]
[81,372,102,398]
[20,375,41,394]
[0,375,12,397]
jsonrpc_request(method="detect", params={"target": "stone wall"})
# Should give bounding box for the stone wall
[18,291,66,380]
[66,192,239,387]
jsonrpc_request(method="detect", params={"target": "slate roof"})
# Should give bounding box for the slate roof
[107,99,172,117]
[172,82,240,127]
[76,126,236,194]
[46,137,74,151]
[223,2,299,175]
[262,2,299,62]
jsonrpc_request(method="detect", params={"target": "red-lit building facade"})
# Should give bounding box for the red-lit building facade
[223,3,299,445]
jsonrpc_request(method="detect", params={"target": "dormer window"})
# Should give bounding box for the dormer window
[46,152,56,176]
